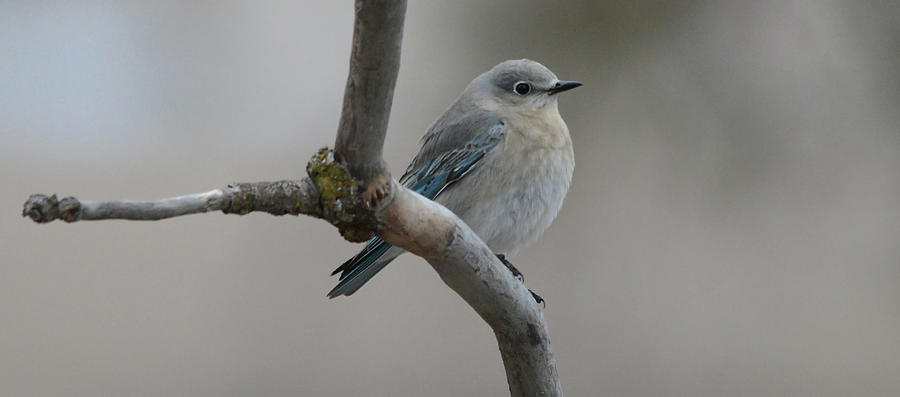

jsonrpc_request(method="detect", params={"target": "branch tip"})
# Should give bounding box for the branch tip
[23,194,49,222]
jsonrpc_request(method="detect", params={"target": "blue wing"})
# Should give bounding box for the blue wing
[327,122,505,298]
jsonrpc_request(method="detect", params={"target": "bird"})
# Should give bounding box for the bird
[328,59,580,300]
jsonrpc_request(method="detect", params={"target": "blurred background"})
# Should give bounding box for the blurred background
[2,1,899,396]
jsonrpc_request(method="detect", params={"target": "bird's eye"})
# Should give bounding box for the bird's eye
[513,81,531,95]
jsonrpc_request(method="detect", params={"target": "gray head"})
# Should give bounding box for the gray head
[467,59,581,110]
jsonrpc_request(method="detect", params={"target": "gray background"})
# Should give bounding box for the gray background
[2,1,899,396]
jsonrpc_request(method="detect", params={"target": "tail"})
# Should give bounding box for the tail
[327,238,401,298]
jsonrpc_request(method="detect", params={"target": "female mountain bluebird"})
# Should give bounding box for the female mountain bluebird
[328,59,580,300]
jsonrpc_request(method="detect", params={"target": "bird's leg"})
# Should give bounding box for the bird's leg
[496,254,545,307]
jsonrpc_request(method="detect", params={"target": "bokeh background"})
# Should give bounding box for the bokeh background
[2,1,899,396]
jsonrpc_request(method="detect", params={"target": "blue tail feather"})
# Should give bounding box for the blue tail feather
[327,239,395,298]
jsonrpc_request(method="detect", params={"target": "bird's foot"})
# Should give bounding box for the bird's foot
[496,254,545,307]
[496,254,524,281]
[529,289,545,307]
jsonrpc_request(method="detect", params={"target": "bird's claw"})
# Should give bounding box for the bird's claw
[496,254,545,307]
[496,254,524,282]
[529,289,545,307]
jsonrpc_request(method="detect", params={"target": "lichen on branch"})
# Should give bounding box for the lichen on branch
[21,147,386,243]
[307,148,387,242]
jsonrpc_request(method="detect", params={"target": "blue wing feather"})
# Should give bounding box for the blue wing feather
[326,123,505,298]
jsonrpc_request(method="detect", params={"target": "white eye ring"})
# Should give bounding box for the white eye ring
[513,81,531,95]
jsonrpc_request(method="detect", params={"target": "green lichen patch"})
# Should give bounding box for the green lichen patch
[306,148,379,243]
[229,189,255,215]
[307,148,358,203]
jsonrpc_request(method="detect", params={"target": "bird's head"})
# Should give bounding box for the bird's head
[469,59,581,112]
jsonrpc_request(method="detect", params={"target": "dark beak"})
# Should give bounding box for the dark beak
[547,80,583,95]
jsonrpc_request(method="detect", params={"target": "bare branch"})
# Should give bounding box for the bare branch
[334,0,406,188]
[21,1,563,395]
[328,0,406,214]
[22,180,318,223]
[382,184,562,396]
[22,149,379,242]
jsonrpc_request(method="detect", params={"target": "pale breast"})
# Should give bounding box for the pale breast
[436,119,574,255]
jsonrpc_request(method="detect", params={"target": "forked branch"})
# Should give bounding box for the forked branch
[21,1,562,395]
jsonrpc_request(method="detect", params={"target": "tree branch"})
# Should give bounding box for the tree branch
[333,0,406,197]
[22,180,318,223]
[381,184,562,395]
[21,1,562,395]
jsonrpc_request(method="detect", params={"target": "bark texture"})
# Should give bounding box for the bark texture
[333,0,406,190]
